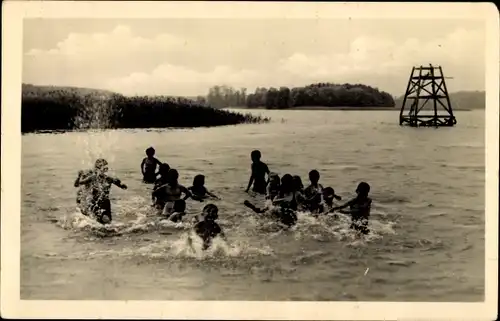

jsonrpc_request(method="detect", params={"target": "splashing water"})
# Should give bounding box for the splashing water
[72,94,120,168]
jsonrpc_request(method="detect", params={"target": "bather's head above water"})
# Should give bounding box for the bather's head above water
[203,203,219,221]
[166,168,179,184]
[356,182,371,197]
[269,172,280,185]
[145,147,156,157]
[158,163,170,176]
[280,174,294,193]
[292,175,304,190]
[323,186,341,203]
[94,158,109,173]
[193,174,205,187]
[308,169,320,184]
[250,150,261,163]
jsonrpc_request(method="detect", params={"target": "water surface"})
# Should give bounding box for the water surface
[21,109,485,301]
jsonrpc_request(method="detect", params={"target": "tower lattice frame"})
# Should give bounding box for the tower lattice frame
[399,64,457,127]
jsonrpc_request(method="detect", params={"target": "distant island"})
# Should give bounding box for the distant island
[21,84,268,133]
[201,84,485,111]
[203,83,395,109]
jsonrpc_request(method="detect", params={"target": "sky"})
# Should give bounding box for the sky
[23,18,486,97]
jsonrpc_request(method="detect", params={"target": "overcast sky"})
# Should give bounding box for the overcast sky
[23,18,486,97]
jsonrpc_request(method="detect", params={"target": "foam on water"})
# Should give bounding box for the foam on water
[52,194,397,264]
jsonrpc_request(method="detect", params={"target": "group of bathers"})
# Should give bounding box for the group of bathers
[243,150,372,234]
[74,146,373,250]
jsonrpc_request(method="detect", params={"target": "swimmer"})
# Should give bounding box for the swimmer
[152,163,171,210]
[291,175,307,210]
[152,168,196,216]
[190,204,226,250]
[76,158,128,225]
[331,182,372,235]
[244,174,298,228]
[303,169,325,214]
[273,174,299,210]
[141,147,162,184]
[188,174,220,202]
[245,150,270,195]
[266,172,281,201]
[293,175,304,193]
[320,186,342,214]
[154,163,171,189]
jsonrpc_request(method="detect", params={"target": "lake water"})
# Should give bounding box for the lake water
[21,109,485,301]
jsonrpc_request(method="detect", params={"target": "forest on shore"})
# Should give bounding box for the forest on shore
[21,84,268,133]
[204,83,396,109]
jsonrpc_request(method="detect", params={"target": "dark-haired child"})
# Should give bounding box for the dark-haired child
[244,173,298,228]
[303,170,324,213]
[76,158,128,225]
[320,186,342,214]
[188,174,220,201]
[192,204,226,250]
[331,182,372,235]
[141,147,162,184]
[245,150,270,195]
[293,175,304,193]
[152,163,171,210]
[154,163,171,188]
[266,172,281,201]
[152,168,195,216]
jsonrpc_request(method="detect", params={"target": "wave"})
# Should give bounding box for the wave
[438,143,484,149]
[438,163,484,170]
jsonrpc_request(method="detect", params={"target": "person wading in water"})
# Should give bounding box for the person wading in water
[76,158,128,225]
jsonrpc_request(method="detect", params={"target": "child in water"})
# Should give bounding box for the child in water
[151,163,171,210]
[154,163,171,189]
[141,147,162,184]
[320,186,342,214]
[188,174,220,201]
[293,175,304,193]
[331,182,372,235]
[191,204,226,250]
[266,172,281,201]
[303,170,325,214]
[244,174,298,228]
[245,150,270,195]
[76,158,128,225]
[152,168,195,216]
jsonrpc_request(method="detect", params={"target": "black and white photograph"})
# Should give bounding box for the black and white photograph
[1,1,498,320]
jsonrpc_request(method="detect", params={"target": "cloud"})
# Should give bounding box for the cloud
[23,25,485,97]
[106,64,263,96]
[275,27,485,93]
[26,25,183,58]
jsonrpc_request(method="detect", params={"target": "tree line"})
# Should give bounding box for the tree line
[205,83,395,109]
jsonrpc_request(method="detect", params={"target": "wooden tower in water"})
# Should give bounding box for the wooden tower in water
[399,64,456,127]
